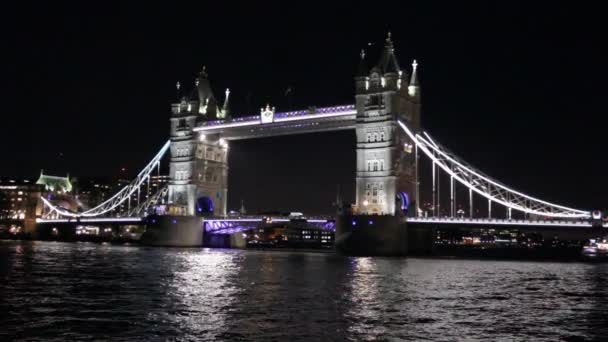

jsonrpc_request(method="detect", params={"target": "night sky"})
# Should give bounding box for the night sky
[2,2,606,214]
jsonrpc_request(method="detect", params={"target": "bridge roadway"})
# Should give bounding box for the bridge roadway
[36,216,337,235]
[408,217,607,229]
[37,216,606,232]
[193,104,356,140]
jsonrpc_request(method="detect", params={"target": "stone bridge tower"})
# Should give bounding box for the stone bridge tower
[354,33,421,216]
[168,67,230,216]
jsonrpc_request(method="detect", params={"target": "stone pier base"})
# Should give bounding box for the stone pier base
[335,214,408,256]
[141,216,204,247]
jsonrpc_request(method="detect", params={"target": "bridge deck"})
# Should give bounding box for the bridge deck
[408,217,606,228]
[36,216,606,229]
[193,105,356,140]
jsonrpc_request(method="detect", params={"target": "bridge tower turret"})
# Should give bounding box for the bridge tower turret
[168,68,230,217]
[168,79,199,216]
[354,33,421,216]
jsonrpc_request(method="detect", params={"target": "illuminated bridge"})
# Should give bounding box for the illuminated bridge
[36,34,606,251]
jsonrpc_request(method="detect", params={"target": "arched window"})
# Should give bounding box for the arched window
[366,133,371,142]
[380,132,385,141]
[380,159,384,171]
[373,161,378,171]
[373,133,379,142]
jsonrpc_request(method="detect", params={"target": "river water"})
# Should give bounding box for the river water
[1,240,608,341]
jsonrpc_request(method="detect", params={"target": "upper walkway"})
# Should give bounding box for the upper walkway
[193,104,356,140]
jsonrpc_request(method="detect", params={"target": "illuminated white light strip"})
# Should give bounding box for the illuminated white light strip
[273,110,356,123]
[194,110,356,132]
[397,120,590,218]
[41,140,171,218]
[417,134,588,215]
[417,134,589,217]
[36,217,143,223]
[194,121,260,131]
[205,218,331,224]
[206,219,262,223]
[408,217,593,228]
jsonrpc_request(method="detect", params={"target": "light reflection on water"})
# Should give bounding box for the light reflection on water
[1,240,608,341]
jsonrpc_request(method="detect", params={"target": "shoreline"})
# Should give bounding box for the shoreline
[2,238,606,262]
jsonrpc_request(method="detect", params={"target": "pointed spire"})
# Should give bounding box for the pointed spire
[408,59,420,96]
[221,88,231,118]
[335,184,342,207]
[409,59,419,87]
[378,32,400,74]
[385,31,393,49]
[176,81,182,100]
[239,198,246,215]
[191,65,216,117]
[357,48,368,77]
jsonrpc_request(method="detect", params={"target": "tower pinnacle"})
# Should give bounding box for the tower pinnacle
[221,88,231,119]
[409,59,419,87]
[357,48,368,77]
[378,32,399,73]
[385,31,394,50]
[408,59,420,97]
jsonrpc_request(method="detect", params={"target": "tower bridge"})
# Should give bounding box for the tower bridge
[36,33,605,254]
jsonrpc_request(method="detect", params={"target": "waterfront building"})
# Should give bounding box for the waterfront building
[0,177,41,234]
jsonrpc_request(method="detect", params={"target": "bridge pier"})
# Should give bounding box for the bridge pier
[335,214,408,256]
[140,216,204,247]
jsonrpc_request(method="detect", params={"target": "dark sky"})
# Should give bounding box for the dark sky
[1,2,606,214]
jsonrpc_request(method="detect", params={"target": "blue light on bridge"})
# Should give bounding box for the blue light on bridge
[172,219,177,224]
[352,220,357,226]
[369,220,374,225]
[398,192,409,212]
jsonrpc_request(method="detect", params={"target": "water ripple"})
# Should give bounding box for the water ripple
[2,240,608,341]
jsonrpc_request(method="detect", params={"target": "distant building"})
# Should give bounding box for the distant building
[72,177,115,210]
[35,171,79,219]
[0,178,41,234]
[36,171,73,193]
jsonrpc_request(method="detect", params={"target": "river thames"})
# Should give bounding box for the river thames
[1,240,608,341]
